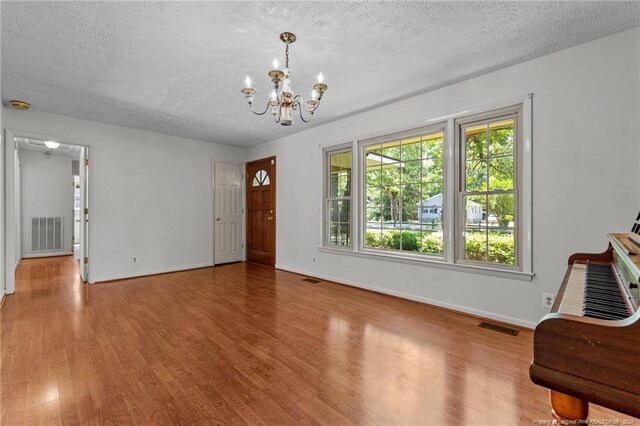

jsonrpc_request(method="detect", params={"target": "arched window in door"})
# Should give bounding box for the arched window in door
[252,169,270,186]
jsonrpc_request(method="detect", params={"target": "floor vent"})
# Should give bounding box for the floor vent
[478,321,519,336]
[302,278,321,284]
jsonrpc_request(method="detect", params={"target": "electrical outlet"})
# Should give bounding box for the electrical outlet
[542,293,555,308]
[132,257,137,263]
[312,257,316,263]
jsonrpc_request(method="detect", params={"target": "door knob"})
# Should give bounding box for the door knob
[216,217,221,221]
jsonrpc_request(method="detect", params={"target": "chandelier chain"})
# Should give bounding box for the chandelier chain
[285,43,290,69]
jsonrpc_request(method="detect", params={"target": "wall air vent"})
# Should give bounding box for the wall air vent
[30,217,63,252]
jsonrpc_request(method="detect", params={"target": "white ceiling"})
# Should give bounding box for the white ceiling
[2,2,639,148]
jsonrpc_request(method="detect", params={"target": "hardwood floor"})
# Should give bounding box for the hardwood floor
[1,256,633,425]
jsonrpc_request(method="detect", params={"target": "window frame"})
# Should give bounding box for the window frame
[358,122,448,260]
[454,105,524,271]
[323,143,354,249]
[319,95,533,281]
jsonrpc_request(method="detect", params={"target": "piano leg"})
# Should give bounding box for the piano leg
[549,390,588,425]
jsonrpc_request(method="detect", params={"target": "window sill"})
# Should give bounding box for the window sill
[317,246,534,282]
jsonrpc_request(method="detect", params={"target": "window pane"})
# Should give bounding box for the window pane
[366,166,382,187]
[422,182,443,200]
[424,157,443,181]
[465,160,488,192]
[381,142,401,162]
[381,165,401,183]
[423,230,444,256]
[329,152,351,197]
[486,192,515,265]
[252,169,270,186]
[401,137,422,161]
[381,230,399,250]
[487,193,515,229]
[463,195,488,262]
[489,156,514,190]
[328,200,350,246]
[489,120,514,157]
[401,183,421,216]
[328,223,350,247]
[366,207,382,224]
[365,229,384,248]
[366,186,382,208]
[400,230,421,252]
[362,128,445,257]
[422,135,443,159]
[326,148,352,248]
[401,207,419,226]
[365,144,384,165]
[465,227,488,262]
[401,160,421,183]
[465,125,487,160]
[382,186,401,225]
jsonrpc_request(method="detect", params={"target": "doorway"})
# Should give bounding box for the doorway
[4,133,91,292]
[246,156,276,267]
[213,162,243,265]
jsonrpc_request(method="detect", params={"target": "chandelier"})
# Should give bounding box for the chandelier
[241,32,327,126]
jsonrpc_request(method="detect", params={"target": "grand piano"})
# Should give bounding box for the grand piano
[530,233,640,423]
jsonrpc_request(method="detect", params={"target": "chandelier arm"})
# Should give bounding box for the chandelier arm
[296,101,313,123]
[248,99,271,116]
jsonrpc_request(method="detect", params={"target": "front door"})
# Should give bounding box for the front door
[214,162,243,265]
[246,157,276,266]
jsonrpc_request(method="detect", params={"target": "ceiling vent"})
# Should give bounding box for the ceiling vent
[9,100,30,110]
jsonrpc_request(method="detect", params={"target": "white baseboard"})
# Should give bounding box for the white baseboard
[21,251,73,259]
[275,263,536,330]
[93,263,213,284]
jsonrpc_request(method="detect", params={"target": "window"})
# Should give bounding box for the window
[252,169,270,186]
[456,105,522,268]
[324,147,352,247]
[362,125,445,256]
[321,97,532,279]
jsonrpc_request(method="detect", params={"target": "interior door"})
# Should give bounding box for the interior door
[78,147,89,282]
[214,162,243,265]
[246,157,276,267]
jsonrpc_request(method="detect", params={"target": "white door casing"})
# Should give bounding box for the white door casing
[78,147,89,281]
[214,162,243,265]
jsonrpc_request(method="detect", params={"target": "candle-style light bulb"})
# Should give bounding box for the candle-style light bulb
[245,76,252,88]
[311,90,317,100]
[317,72,324,83]
[273,58,279,69]
[271,90,277,101]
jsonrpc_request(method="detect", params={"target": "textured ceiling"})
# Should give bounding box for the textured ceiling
[2,2,639,147]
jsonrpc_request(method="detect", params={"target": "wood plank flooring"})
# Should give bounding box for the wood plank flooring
[1,255,634,425]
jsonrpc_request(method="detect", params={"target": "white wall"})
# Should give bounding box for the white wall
[248,28,640,327]
[19,149,74,257]
[3,109,246,285]
[0,9,4,299]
